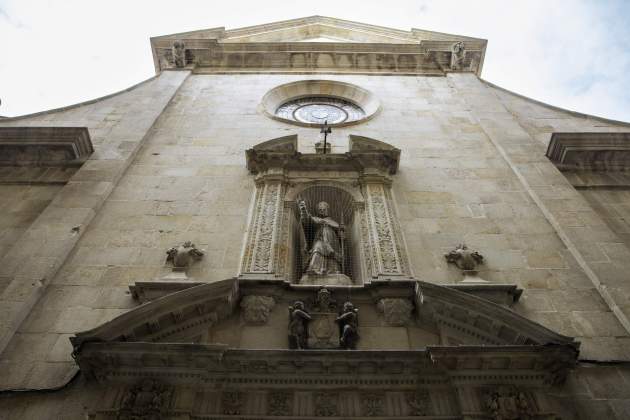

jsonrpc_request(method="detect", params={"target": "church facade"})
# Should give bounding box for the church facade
[1,16,630,419]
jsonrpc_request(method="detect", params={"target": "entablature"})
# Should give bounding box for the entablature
[149,17,487,75]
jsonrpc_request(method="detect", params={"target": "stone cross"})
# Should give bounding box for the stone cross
[320,120,332,154]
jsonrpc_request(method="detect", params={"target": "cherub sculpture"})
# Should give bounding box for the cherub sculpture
[336,301,359,349]
[288,301,312,349]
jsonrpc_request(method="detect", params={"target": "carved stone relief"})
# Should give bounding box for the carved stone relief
[484,387,535,420]
[241,181,285,276]
[267,391,293,416]
[337,301,359,349]
[222,390,244,415]
[450,41,466,70]
[314,392,338,417]
[166,241,204,272]
[288,300,311,349]
[445,244,485,282]
[364,183,410,278]
[406,389,431,416]
[377,298,413,326]
[172,40,186,68]
[118,379,172,420]
[445,244,483,271]
[240,295,275,324]
[362,393,385,417]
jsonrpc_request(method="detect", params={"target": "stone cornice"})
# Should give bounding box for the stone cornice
[75,342,576,387]
[0,126,93,166]
[149,17,487,75]
[546,132,630,171]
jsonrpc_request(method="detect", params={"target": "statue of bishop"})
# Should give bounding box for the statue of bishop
[298,200,344,276]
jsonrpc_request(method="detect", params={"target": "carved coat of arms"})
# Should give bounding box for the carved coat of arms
[307,288,339,349]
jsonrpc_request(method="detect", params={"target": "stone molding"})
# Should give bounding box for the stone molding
[546,132,630,171]
[260,80,381,128]
[149,17,487,75]
[77,342,575,387]
[79,343,573,418]
[0,126,93,166]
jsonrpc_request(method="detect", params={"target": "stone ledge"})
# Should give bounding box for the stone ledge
[446,283,523,306]
[0,127,93,166]
[546,132,630,171]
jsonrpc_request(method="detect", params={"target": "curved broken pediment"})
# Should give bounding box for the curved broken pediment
[72,279,579,416]
[72,279,577,354]
[245,134,400,175]
[71,278,239,352]
[415,282,577,348]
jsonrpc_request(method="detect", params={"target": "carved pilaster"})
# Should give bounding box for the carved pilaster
[276,201,294,280]
[357,202,377,279]
[241,181,285,277]
[364,182,411,279]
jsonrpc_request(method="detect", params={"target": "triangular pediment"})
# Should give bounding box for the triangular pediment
[222,19,418,44]
[149,16,487,75]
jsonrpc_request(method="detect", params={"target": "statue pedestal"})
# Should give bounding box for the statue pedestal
[299,273,352,286]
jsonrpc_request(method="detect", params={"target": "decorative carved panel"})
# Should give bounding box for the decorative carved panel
[241,135,413,284]
[241,181,285,277]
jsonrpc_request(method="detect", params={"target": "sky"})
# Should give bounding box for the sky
[0,0,629,122]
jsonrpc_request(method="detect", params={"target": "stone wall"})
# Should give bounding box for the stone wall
[0,184,63,285]
[1,71,630,419]
[0,71,189,389]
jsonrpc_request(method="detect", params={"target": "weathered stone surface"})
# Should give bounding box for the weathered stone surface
[1,16,630,420]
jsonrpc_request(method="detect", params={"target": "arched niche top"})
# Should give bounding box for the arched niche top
[261,80,381,127]
[285,180,365,203]
[246,134,400,175]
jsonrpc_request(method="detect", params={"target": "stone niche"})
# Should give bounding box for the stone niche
[240,134,412,285]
